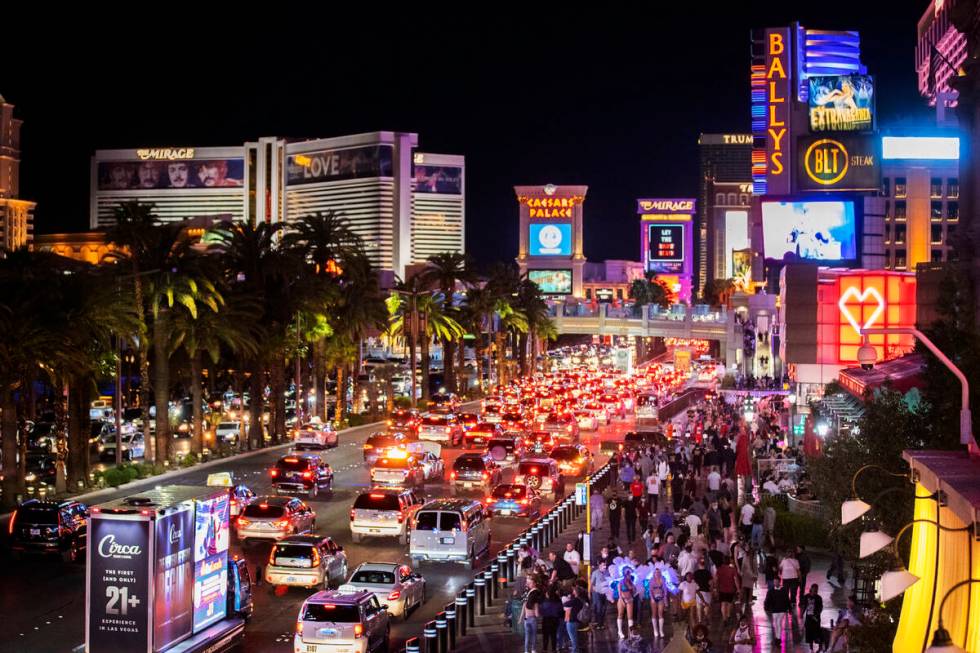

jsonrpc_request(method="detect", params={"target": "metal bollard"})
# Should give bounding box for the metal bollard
[423,621,438,653]
[436,610,448,653]
[405,636,421,653]
[530,526,540,552]
[505,548,516,581]
[474,575,487,615]
[466,584,476,627]
[456,594,468,637]
[483,567,496,608]
[497,553,507,580]
[490,563,500,599]
[445,604,457,650]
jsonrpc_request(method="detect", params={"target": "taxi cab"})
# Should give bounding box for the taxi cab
[294,587,390,653]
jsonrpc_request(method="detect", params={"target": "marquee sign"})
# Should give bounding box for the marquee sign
[135,148,195,161]
[764,28,791,195]
[637,199,695,213]
[520,196,582,219]
[797,135,879,192]
[808,75,874,132]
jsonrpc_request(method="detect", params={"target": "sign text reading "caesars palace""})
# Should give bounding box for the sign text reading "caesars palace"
[523,196,581,219]
[135,148,195,161]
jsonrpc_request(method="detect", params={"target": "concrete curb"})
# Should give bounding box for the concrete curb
[2,417,391,520]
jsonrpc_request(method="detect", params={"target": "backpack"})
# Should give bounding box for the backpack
[576,600,593,624]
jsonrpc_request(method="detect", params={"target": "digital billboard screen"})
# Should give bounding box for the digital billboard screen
[154,506,194,650]
[87,515,152,653]
[286,144,394,185]
[414,165,462,194]
[761,200,857,262]
[808,75,874,132]
[647,225,684,262]
[192,494,229,633]
[97,159,244,190]
[529,223,572,256]
[528,269,572,295]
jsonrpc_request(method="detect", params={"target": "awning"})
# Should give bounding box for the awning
[838,353,925,398]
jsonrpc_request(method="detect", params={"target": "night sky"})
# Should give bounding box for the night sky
[6,8,929,266]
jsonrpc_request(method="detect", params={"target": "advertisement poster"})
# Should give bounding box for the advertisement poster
[286,144,394,185]
[808,75,874,132]
[98,159,244,190]
[528,269,572,295]
[192,494,229,632]
[648,225,684,262]
[732,249,752,291]
[414,165,462,194]
[154,506,194,650]
[797,135,879,192]
[87,516,152,653]
[761,200,857,262]
[529,223,572,256]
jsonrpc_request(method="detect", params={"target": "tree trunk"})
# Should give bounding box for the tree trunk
[248,360,264,450]
[191,351,204,456]
[313,342,325,421]
[408,327,417,408]
[1,388,22,509]
[133,273,154,463]
[335,366,345,425]
[421,332,431,404]
[518,331,529,377]
[443,338,457,394]
[495,331,506,387]
[153,312,172,464]
[68,383,90,490]
[54,383,68,494]
[457,336,467,395]
[475,341,485,395]
[271,358,286,446]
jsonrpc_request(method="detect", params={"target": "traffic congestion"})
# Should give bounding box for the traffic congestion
[3,347,695,653]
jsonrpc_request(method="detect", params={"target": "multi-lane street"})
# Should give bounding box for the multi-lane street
[0,409,638,653]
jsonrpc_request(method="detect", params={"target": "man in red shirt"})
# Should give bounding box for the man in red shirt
[714,555,740,626]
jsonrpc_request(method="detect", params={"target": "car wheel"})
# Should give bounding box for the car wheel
[308,484,318,500]
[352,532,363,544]
[62,541,79,564]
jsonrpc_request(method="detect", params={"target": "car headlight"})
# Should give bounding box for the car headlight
[98,445,105,453]
[24,472,37,483]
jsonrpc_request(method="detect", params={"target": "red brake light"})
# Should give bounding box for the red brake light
[273,520,289,529]
[284,457,299,463]
[296,621,304,635]
[237,517,251,527]
[8,510,16,535]
[531,467,538,473]
[302,471,313,479]
[520,499,529,505]
[370,493,385,499]
[354,624,364,638]
[270,469,279,477]
[485,496,493,504]
[482,472,488,480]
[387,590,401,600]
[450,471,456,479]
[349,509,356,521]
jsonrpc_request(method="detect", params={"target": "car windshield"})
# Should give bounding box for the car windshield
[414,511,440,531]
[366,435,398,448]
[353,493,400,511]
[518,462,548,475]
[273,544,314,561]
[375,457,410,469]
[219,422,238,429]
[302,604,361,622]
[276,458,312,471]
[18,505,58,524]
[243,503,285,519]
[422,417,448,426]
[454,457,486,471]
[492,485,527,499]
[351,570,396,585]
[550,448,578,460]
[486,438,514,449]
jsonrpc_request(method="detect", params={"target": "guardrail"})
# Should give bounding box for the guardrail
[402,461,615,653]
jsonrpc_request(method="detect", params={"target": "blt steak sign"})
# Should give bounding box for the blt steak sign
[88,514,153,653]
[797,135,879,192]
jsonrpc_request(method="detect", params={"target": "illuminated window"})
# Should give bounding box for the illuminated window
[947,201,958,221]
[895,177,907,198]
[931,249,944,263]
[895,249,907,268]
[894,224,906,244]
[931,224,943,244]
[884,224,891,244]
[885,250,892,269]
[947,178,959,198]
[881,177,890,197]
[930,177,942,198]
[931,201,943,220]
[895,201,907,220]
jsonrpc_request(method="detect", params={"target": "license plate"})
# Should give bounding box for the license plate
[463,482,472,488]
[440,536,455,545]
[500,510,511,516]
[370,528,381,533]
[287,576,297,583]
[30,528,40,536]
[306,646,318,653]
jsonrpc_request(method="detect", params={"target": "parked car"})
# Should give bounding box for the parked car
[98,432,145,461]
[215,421,242,443]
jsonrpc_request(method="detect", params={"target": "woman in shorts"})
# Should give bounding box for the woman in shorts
[616,568,637,640]
[648,568,667,639]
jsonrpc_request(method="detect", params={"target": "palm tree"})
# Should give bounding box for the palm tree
[514,277,552,375]
[388,289,464,405]
[460,285,494,394]
[484,263,526,388]
[421,253,474,394]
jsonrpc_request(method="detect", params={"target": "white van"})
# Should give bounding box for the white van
[409,499,490,570]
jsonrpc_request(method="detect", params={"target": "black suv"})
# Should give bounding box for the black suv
[451,453,502,495]
[271,453,333,499]
[9,499,88,562]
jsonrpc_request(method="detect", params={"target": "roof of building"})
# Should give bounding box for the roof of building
[903,449,980,524]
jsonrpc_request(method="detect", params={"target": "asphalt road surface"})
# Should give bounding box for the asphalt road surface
[0,414,637,653]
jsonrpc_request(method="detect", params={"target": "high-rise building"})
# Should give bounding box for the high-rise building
[0,95,35,251]
[916,0,970,108]
[91,132,464,278]
[697,133,752,292]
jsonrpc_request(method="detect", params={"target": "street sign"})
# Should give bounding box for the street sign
[575,483,587,506]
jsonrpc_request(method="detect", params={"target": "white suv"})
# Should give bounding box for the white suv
[349,488,423,544]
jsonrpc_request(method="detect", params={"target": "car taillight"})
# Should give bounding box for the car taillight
[397,513,405,523]
[482,472,488,480]
[485,496,493,504]
[311,547,321,567]
[268,548,277,565]
[270,469,279,477]
[274,520,290,530]
[387,590,401,600]
[350,509,356,521]
[520,499,529,505]
[302,471,313,479]
[354,624,364,638]
[8,510,16,535]
[296,621,304,635]
[363,444,373,450]
[237,517,251,528]
[450,471,456,480]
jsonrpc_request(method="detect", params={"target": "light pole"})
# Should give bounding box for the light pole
[859,327,978,456]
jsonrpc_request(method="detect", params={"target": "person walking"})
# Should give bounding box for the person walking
[539,587,563,653]
[590,488,605,531]
[715,555,739,626]
[609,493,623,542]
[801,584,824,652]
[645,469,660,514]
[624,496,638,544]
[730,615,755,653]
[739,545,759,608]
[796,545,812,606]
[521,576,543,653]
[637,497,650,537]
[616,568,637,639]
[589,561,611,630]
[779,549,802,606]
[764,576,791,645]
[648,568,667,639]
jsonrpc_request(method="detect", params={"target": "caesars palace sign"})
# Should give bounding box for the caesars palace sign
[522,196,582,219]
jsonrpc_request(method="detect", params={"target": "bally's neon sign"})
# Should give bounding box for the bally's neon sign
[135,148,195,161]
[765,30,789,187]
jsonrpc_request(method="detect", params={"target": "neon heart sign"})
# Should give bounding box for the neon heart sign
[838,286,885,336]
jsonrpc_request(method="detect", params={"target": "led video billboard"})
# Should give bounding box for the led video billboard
[192,494,229,632]
[529,223,572,256]
[761,200,857,262]
[528,269,572,295]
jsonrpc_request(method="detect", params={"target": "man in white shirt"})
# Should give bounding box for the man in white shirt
[739,501,756,540]
[778,553,801,604]
[763,478,781,495]
[678,545,698,578]
[646,472,660,513]
[707,469,721,493]
[563,541,582,576]
[685,512,702,537]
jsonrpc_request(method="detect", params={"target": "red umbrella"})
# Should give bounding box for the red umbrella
[735,427,752,476]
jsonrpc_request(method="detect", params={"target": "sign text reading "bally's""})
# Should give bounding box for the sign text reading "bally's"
[636,199,696,213]
[765,28,792,195]
[523,196,581,219]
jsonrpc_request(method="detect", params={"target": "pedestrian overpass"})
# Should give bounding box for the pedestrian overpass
[548,302,736,360]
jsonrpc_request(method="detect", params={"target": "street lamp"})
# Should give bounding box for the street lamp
[924,578,980,653]
[840,464,910,525]
[859,327,979,457]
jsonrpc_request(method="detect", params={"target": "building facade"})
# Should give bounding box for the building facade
[582,260,645,302]
[515,184,587,298]
[91,132,464,278]
[916,0,970,110]
[0,95,35,251]
[697,133,752,293]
